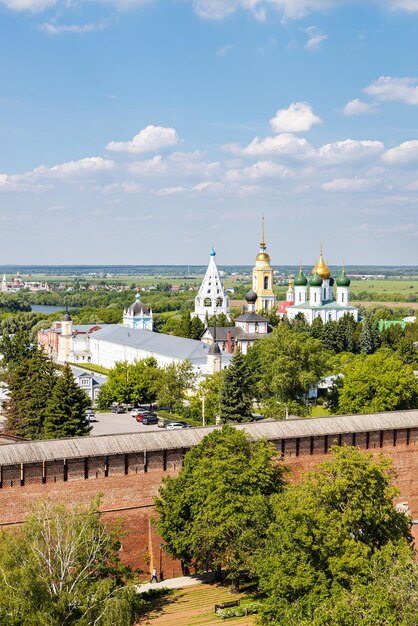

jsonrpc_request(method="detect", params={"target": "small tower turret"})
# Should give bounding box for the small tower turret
[207,320,222,374]
[336,265,351,306]
[309,272,323,306]
[286,280,294,303]
[294,264,308,304]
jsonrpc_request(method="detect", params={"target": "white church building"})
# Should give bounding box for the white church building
[285,249,359,324]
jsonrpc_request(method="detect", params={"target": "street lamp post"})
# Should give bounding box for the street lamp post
[159,543,163,582]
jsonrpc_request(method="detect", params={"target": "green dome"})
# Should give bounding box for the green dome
[336,270,350,287]
[309,272,323,287]
[294,270,308,286]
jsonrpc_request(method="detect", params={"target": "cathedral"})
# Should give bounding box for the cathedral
[284,248,358,324]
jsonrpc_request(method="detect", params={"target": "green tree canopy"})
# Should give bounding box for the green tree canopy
[247,324,330,417]
[312,542,418,626]
[6,349,57,438]
[156,360,196,411]
[218,349,253,422]
[155,425,286,589]
[97,358,162,409]
[335,351,418,414]
[0,498,144,626]
[0,329,33,371]
[256,446,413,626]
[43,364,91,439]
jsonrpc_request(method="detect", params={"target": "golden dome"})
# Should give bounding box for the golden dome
[256,251,271,263]
[311,247,331,279]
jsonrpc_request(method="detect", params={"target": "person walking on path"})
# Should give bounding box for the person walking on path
[150,567,158,583]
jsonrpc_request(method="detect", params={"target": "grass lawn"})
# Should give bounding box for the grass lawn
[311,405,331,417]
[136,583,259,626]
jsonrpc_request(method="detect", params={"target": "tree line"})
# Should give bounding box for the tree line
[156,426,418,625]
[1,332,90,439]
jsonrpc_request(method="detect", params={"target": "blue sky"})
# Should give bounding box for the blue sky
[1,0,418,265]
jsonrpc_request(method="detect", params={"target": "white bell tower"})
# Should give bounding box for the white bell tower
[194,248,230,323]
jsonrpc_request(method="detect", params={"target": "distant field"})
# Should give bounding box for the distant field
[350,278,418,294]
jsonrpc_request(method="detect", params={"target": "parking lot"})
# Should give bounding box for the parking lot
[90,411,161,436]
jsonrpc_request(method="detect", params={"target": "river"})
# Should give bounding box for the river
[30,305,67,314]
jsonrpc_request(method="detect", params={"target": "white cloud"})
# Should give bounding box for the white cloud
[227,160,292,181]
[129,151,220,179]
[341,98,376,116]
[217,43,235,57]
[318,139,384,164]
[156,186,186,195]
[0,0,56,11]
[192,181,224,192]
[107,125,179,154]
[382,140,418,164]
[379,222,418,234]
[364,76,418,105]
[191,1,418,21]
[270,102,321,133]
[40,19,111,35]
[225,133,315,158]
[32,156,114,178]
[322,177,377,192]
[303,25,327,50]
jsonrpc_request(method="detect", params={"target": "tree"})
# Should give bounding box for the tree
[190,315,205,340]
[359,317,380,354]
[255,446,413,626]
[0,498,143,626]
[155,425,286,590]
[189,371,223,425]
[218,349,252,422]
[98,358,162,409]
[0,329,33,371]
[6,349,57,438]
[310,316,324,340]
[43,364,91,439]
[313,542,418,626]
[157,360,196,411]
[336,351,418,414]
[248,324,330,418]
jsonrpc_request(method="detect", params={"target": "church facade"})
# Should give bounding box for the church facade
[123,293,153,330]
[285,248,359,324]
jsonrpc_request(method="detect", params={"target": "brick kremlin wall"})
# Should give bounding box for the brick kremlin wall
[0,425,417,579]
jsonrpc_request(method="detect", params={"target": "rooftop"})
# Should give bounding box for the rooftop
[0,409,416,466]
[90,325,208,363]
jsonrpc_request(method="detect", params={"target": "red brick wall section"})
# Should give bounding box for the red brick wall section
[0,431,416,578]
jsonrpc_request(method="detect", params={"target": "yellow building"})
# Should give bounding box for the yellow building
[252,218,276,313]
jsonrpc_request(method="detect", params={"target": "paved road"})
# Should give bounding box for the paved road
[136,572,215,593]
[90,411,161,436]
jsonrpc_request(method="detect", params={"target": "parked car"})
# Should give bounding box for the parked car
[142,414,158,425]
[165,421,191,430]
[111,405,125,414]
[85,410,98,423]
[131,408,140,418]
[135,411,156,423]
[157,417,171,428]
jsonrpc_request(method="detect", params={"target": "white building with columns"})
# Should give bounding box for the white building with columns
[286,249,358,324]
[193,247,230,323]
